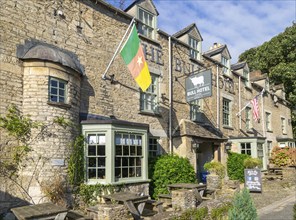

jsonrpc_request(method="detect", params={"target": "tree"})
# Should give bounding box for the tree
[239,24,296,137]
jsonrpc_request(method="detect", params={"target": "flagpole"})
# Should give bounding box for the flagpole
[102,17,135,80]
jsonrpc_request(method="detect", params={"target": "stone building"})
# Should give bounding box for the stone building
[0,0,294,210]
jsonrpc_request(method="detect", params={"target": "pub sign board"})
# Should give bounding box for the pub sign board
[186,70,212,102]
[244,168,262,192]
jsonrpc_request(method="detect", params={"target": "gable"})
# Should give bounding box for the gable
[125,0,158,16]
[188,27,202,41]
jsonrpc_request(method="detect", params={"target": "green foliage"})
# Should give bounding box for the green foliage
[269,146,296,167]
[227,152,250,182]
[53,116,73,128]
[152,154,196,198]
[0,105,40,143]
[148,156,159,198]
[79,183,124,205]
[204,161,226,179]
[173,207,208,220]
[228,188,258,220]
[211,203,233,220]
[68,135,85,186]
[243,158,262,169]
[239,24,296,137]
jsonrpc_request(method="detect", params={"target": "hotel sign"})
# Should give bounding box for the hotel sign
[186,70,212,102]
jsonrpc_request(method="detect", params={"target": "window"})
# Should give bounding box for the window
[281,117,286,134]
[115,133,143,179]
[86,134,106,180]
[49,77,67,103]
[245,107,252,130]
[222,98,231,126]
[140,74,159,113]
[138,8,155,39]
[241,143,251,155]
[190,99,203,121]
[257,143,263,166]
[189,36,198,60]
[265,112,271,131]
[243,70,250,87]
[267,141,272,156]
[149,137,159,158]
[221,56,229,75]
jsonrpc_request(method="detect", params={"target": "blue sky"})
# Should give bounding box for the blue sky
[107,0,295,63]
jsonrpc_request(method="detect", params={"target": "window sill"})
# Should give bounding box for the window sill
[48,101,71,109]
[245,86,252,91]
[86,179,150,185]
[266,130,273,133]
[223,125,234,130]
[189,57,204,66]
[139,110,161,117]
[246,129,254,134]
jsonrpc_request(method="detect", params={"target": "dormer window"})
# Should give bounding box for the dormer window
[221,56,230,75]
[243,69,250,87]
[138,8,155,39]
[189,36,198,60]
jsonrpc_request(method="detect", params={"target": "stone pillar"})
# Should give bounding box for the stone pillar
[171,189,198,211]
[207,174,222,190]
[87,204,129,220]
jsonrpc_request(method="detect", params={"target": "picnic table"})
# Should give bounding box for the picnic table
[11,202,68,220]
[168,183,207,196]
[102,191,148,220]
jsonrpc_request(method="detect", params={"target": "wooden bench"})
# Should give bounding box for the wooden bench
[145,200,164,214]
[66,210,93,220]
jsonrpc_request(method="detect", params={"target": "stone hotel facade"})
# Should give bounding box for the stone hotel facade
[0,0,294,208]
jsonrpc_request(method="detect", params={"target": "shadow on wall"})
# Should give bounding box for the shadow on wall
[0,190,29,216]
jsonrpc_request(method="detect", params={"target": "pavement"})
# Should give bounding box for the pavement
[258,194,296,220]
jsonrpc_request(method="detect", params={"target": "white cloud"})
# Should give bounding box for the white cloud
[108,0,295,62]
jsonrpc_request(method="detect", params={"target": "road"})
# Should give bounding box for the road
[258,194,296,220]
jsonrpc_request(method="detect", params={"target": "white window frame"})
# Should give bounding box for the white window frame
[221,56,230,75]
[140,74,159,113]
[49,77,67,103]
[243,69,250,87]
[245,107,252,130]
[189,36,198,60]
[241,143,251,155]
[138,7,155,39]
[281,117,287,134]
[222,98,231,126]
[265,112,272,131]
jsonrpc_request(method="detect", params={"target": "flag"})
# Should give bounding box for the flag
[251,96,260,122]
[120,24,151,92]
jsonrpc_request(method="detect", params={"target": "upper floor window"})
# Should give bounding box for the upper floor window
[243,70,250,87]
[190,99,203,121]
[49,77,67,103]
[189,36,198,60]
[281,117,286,134]
[138,8,155,39]
[140,74,159,113]
[221,56,230,75]
[222,98,231,126]
[241,143,251,155]
[266,112,272,131]
[245,107,252,130]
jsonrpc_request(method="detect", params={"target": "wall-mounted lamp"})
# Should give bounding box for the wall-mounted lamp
[192,140,201,153]
[225,142,232,152]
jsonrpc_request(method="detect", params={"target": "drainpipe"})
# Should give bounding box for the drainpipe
[216,64,219,128]
[169,36,173,154]
[239,76,241,129]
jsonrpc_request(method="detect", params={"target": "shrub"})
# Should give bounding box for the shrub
[243,157,262,169]
[269,146,296,167]
[152,154,196,198]
[211,203,232,220]
[228,188,258,220]
[173,207,208,220]
[227,152,250,182]
[204,161,226,179]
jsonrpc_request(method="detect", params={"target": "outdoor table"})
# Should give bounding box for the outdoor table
[168,183,207,202]
[11,202,68,220]
[102,191,149,220]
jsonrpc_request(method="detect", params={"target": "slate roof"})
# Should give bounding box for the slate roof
[124,0,159,15]
[172,23,203,41]
[175,119,227,141]
[231,61,246,70]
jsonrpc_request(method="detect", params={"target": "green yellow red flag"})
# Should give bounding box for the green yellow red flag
[120,24,151,92]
